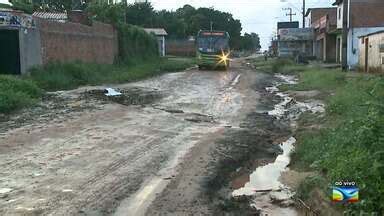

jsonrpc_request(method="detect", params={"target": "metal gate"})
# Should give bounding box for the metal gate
[0,29,20,74]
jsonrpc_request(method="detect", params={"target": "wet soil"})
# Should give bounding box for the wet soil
[0,58,319,216]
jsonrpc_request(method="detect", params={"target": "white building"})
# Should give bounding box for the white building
[144,28,168,57]
[333,0,384,68]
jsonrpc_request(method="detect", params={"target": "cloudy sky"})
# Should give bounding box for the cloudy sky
[1,0,335,49]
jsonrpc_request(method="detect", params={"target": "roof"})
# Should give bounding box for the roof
[144,28,168,36]
[32,12,67,22]
[358,30,384,38]
[333,0,343,6]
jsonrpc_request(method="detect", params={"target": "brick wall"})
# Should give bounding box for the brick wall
[166,39,196,57]
[351,1,384,28]
[36,18,118,65]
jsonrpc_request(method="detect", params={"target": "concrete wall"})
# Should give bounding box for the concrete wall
[19,27,42,74]
[37,19,118,65]
[359,32,384,72]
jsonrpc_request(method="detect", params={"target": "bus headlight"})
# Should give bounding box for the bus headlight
[217,50,231,67]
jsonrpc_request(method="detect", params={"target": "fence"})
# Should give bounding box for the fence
[166,39,195,57]
[37,18,118,65]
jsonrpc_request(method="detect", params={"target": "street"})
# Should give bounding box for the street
[0,59,277,215]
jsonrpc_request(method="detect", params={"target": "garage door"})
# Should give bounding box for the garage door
[0,29,20,74]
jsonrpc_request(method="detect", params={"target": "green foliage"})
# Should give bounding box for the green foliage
[120,3,257,51]
[0,75,42,113]
[287,69,346,91]
[0,3,12,9]
[10,0,86,13]
[86,2,125,25]
[292,70,384,213]
[237,33,261,51]
[28,58,195,91]
[116,24,159,63]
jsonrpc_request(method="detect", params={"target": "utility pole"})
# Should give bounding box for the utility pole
[283,8,296,22]
[210,21,213,31]
[342,0,349,71]
[302,0,306,28]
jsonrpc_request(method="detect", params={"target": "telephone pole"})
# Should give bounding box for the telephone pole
[302,0,306,28]
[284,8,296,22]
[342,0,349,71]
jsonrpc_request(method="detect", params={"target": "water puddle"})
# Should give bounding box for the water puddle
[232,137,297,215]
[230,74,325,215]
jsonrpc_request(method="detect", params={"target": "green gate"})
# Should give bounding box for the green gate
[0,29,20,75]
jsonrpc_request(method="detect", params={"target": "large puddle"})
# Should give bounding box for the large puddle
[231,74,325,215]
[232,137,297,215]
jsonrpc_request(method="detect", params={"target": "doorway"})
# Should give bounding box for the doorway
[0,29,20,74]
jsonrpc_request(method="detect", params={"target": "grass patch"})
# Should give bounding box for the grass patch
[252,57,384,212]
[28,57,195,91]
[277,65,384,213]
[0,76,42,113]
[280,68,346,92]
[1,57,194,113]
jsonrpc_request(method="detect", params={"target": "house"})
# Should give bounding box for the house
[358,31,384,73]
[277,21,299,30]
[333,0,384,68]
[0,9,39,75]
[305,8,338,62]
[144,28,167,57]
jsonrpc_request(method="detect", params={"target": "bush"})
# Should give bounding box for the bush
[28,58,195,91]
[0,75,42,113]
[294,75,384,213]
[116,24,159,64]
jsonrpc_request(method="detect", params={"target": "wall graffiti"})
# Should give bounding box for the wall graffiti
[0,11,35,28]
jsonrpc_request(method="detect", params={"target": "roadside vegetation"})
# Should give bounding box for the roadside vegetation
[253,58,384,213]
[0,57,194,114]
[0,75,42,114]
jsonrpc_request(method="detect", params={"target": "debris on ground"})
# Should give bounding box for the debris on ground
[104,88,122,96]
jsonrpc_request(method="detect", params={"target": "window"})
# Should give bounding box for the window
[338,8,341,20]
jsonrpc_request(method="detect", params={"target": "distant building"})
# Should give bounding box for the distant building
[277,22,299,30]
[305,7,337,62]
[358,31,384,73]
[333,0,384,68]
[278,28,314,58]
[144,28,167,57]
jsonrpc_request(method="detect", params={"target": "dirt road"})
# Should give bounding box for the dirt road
[0,59,277,215]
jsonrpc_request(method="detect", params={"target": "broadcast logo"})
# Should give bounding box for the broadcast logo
[332,181,359,203]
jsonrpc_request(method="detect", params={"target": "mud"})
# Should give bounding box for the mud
[0,58,323,216]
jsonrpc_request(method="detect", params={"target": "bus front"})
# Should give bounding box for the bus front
[196,31,230,70]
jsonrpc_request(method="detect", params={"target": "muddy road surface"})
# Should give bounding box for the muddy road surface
[0,59,296,216]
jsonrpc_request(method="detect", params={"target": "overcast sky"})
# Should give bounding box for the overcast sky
[0,0,335,49]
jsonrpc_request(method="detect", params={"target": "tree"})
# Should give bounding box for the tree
[125,2,155,27]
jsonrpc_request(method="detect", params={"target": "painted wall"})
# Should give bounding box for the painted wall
[19,27,42,74]
[348,27,384,68]
[359,32,384,72]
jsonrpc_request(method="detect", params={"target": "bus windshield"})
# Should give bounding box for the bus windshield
[197,32,229,53]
